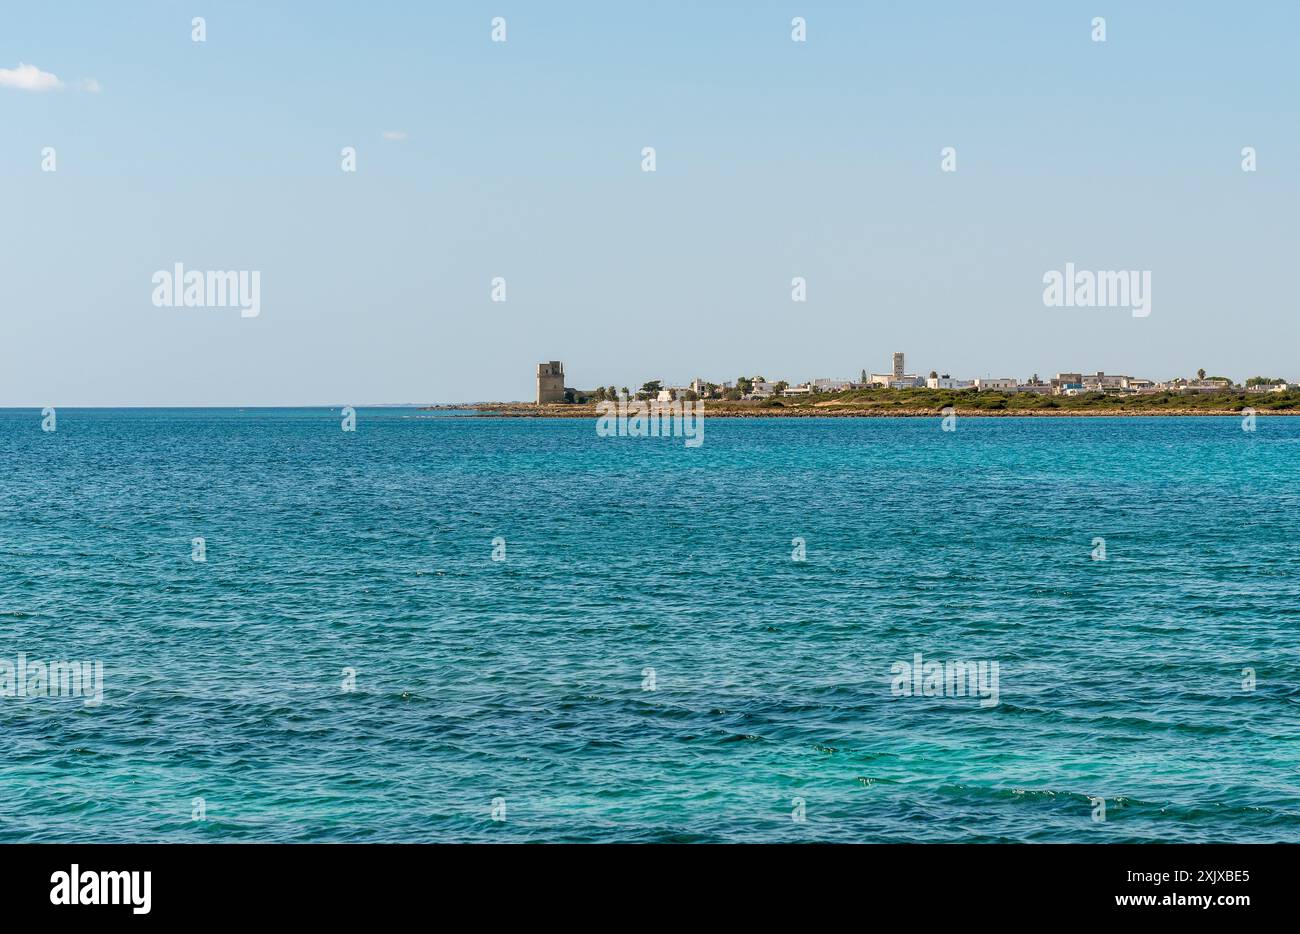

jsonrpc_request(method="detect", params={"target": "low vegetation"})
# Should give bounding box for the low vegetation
[711,387,1300,413]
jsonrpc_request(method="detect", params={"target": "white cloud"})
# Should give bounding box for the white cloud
[0,63,99,92]
[382,130,408,141]
[0,62,63,91]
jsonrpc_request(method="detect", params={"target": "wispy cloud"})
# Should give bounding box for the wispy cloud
[0,62,63,91]
[381,130,408,141]
[0,62,101,92]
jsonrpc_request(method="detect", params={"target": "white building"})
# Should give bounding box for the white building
[926,374,973,390]
[656,386,693,402]
[1080,372,1133,392]
[871,373,923,388]
[973,378,1018,391]
[869,352,922,388]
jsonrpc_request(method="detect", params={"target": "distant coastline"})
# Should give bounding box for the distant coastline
[426,383,1299,418]
[426,399,1299,418]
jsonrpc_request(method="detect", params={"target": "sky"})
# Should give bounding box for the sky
[2,1,1298,405]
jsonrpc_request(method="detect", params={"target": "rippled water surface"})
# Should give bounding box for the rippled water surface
[1,409,1297,842]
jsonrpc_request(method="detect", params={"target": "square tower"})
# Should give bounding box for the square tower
[536,361,566,404]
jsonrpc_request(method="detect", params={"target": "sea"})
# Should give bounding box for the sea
[1,408,1296,842]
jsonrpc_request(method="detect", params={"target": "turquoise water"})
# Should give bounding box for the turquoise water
[1,409,1297,842]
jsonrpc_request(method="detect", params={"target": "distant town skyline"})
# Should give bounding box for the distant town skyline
[530,352,1278,408]
[4,3,1298,406]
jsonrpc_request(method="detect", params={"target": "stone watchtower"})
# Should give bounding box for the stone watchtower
[536,361,566,404]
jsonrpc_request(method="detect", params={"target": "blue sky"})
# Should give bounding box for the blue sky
[2,1,1297,404]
